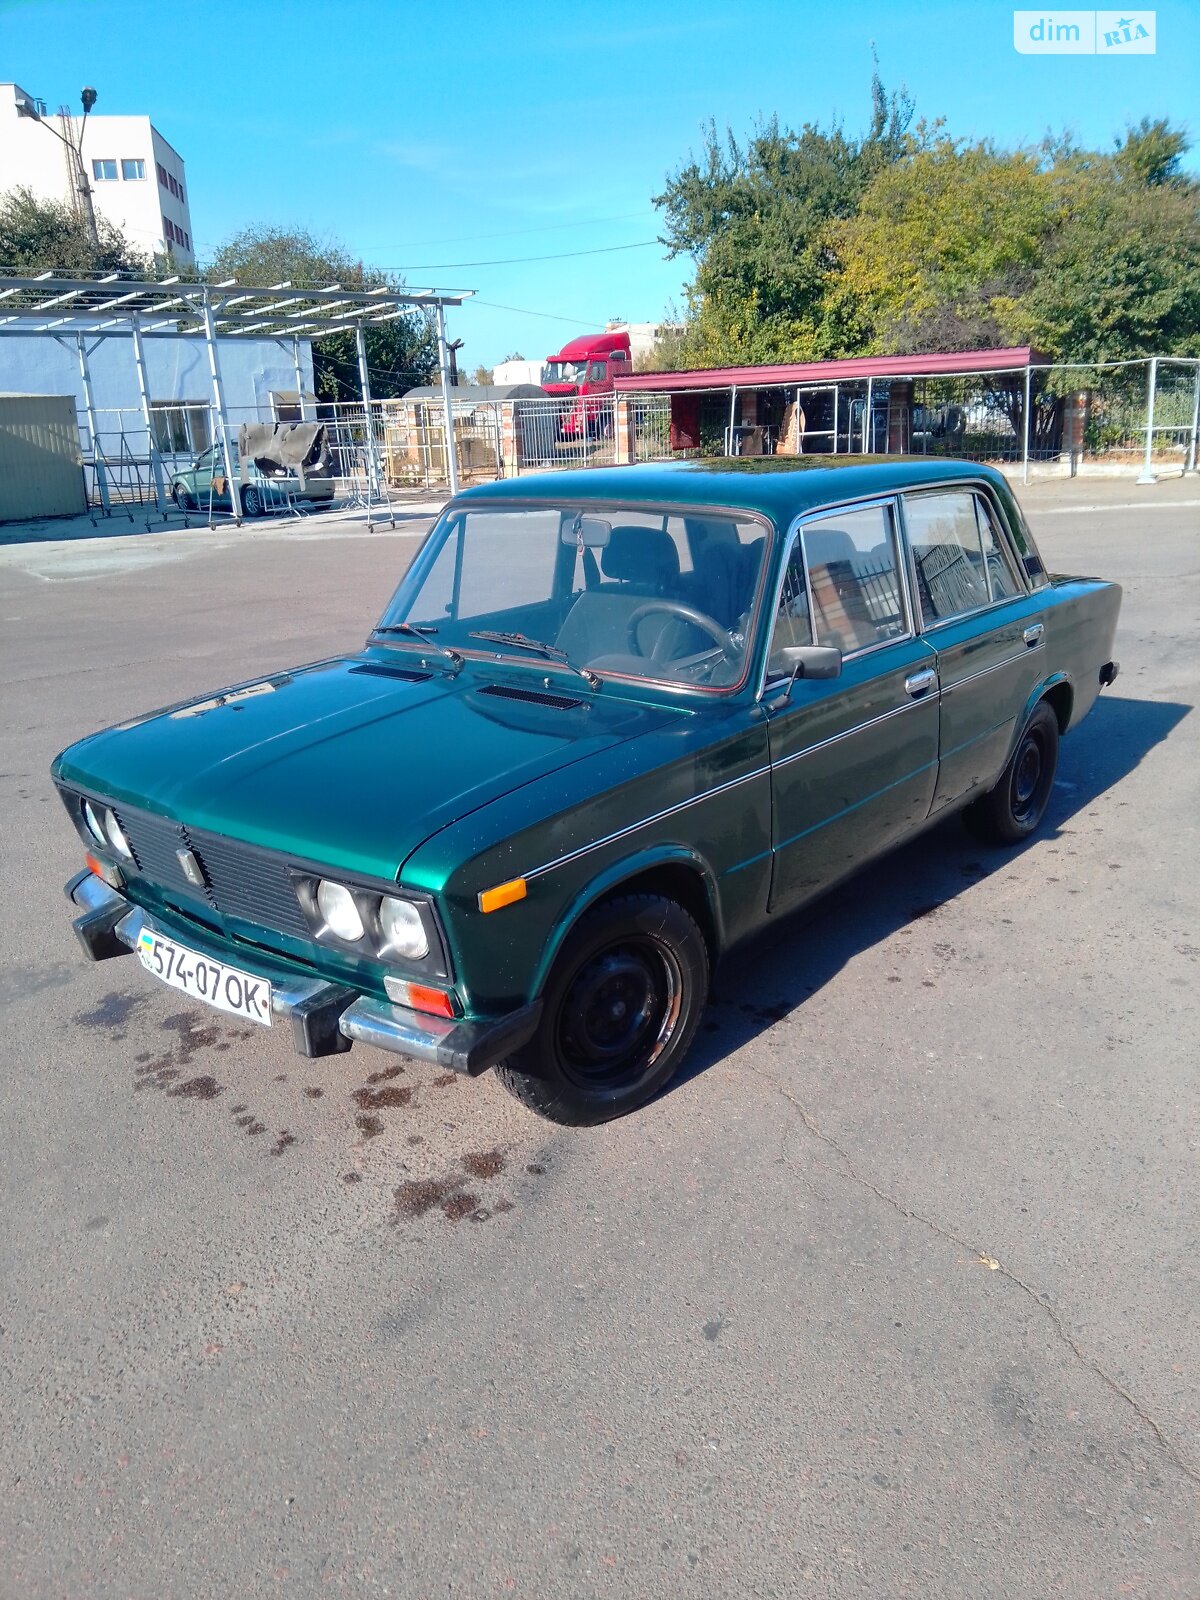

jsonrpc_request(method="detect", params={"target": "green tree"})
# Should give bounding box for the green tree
[827,129,1200,363]
[824,139,1056,354]
[0,184,149,275]
[653,71,915,367]
[207,226,439,400]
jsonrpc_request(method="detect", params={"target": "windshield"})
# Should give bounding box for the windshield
[543,360,588,386]
[375,505,772,692]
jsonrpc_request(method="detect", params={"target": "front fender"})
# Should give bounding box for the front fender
[529,843,724,999]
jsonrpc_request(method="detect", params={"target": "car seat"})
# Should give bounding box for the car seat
[555,525,682,664]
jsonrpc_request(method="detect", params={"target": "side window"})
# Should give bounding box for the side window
[904,491,993,623]
[803,503,907,654]
[974,494,1023,601]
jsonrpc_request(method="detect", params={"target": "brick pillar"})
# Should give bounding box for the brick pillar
[615,396,636,464]
[887,382,912,453]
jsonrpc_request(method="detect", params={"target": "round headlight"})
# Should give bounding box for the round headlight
[81,798,106,846]
[316,879,364,942]
[103,808,134,860]
[380,896,429,960]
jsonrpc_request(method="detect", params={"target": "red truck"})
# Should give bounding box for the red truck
[542,330,631,439]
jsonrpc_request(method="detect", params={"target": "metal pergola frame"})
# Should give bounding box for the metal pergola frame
[0,272,474,515]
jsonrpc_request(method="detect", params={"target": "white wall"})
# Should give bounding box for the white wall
[0,331,315,453]
[0,82,194,265]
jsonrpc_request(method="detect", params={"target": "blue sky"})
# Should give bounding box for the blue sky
[4,0,1198,366]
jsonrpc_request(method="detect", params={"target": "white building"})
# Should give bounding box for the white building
[492,357,546,387]
[0,82,195,264]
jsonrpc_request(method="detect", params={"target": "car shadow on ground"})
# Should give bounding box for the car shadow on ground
[668,692,1192,1095]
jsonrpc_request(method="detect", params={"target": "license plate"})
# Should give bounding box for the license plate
[137,929,272,1027]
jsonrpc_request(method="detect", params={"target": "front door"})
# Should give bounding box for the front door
[766,499,940,912]
[902,487,1047,815]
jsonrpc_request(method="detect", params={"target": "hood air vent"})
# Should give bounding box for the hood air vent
[349,662,433,684]
[480,684,582,711]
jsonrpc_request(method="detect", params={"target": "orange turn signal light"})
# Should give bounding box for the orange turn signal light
[385,978,456,1019]
[86,852,124,890]
[477,877,527,914]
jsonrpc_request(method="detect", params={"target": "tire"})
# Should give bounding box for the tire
[172,485,196,511]
[963,700,1060,844]
[495,893,709,1126]
[241,485,264,517]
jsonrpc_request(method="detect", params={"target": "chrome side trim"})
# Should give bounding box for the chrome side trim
[941,644,1042,696]
[525,764,770,881]
[770,695,930,772]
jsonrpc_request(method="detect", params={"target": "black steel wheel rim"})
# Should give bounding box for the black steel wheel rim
[1011,726,1049,825]
[555,937,683,1093]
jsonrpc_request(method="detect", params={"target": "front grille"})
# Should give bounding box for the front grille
[110,803,310,941]
[190,827,310,939]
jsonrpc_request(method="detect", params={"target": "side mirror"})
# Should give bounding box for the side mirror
[767,645,842,710]
[779,645,842,680]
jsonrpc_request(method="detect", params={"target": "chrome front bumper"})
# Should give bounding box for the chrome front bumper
[64,871,540,1075]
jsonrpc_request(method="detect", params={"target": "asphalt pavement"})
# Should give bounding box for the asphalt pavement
[2,474,1197,1598]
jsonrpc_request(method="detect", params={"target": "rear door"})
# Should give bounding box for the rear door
[902,486,1047,815]
[766,498,940,912]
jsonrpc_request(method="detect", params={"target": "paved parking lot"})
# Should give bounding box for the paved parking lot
[2,475,1197,1598]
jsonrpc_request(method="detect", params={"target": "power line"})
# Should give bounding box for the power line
[354,211,656,251]
[373,240,660,272]
[468,299,600,328]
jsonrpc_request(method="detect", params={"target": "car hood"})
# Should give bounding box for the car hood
[54,654,684,882]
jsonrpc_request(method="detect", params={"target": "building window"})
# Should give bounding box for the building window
[150,402,210,456]
[163,217,175,243]
[178,185,185,205]
[92,158,118,181]
[121,158,145,180]
[181,231,190,251]
[168,174,179,197]
[157,162,169,188]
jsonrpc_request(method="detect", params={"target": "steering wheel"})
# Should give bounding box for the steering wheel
[626,600,734,662]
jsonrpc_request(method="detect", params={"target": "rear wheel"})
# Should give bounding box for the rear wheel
[495,893,709,1126]
[964,700,1059,844]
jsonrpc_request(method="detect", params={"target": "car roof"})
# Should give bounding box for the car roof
[450,456,1010,525]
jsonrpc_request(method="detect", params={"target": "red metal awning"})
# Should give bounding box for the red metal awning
[614,346,1037,393]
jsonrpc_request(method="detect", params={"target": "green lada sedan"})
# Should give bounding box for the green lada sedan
[54,459,1121,1125]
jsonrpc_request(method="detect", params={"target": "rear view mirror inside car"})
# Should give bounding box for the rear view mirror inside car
[562,515,612,549]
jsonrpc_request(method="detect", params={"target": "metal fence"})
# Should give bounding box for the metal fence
[69,355,1200,523]
[622,357,1200,481]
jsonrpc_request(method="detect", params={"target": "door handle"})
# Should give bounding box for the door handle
[904,668,936,697]
[1023,623,1044,647]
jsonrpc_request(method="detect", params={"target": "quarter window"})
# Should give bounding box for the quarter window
[974,494,1022,601]
[905,490,1024,622]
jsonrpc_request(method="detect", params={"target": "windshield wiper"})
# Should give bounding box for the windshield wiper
[469,629,599,689]
[370,622,464,675]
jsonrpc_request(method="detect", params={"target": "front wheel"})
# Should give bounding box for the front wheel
[963,700,1060,844]
[240,485,264,517]
[495,893,709,1125]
